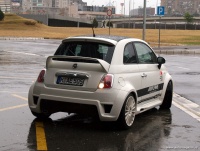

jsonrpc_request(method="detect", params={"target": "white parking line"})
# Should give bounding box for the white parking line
[12,94,28,101]
[0,76,35,79]
[173,93,200,122]
[4,50,41,56]
[0,91,28,93]
[176,67,190,70]
[0,104,27,112]
[0,94,28,112]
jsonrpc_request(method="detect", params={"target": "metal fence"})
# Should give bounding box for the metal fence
[116,22,200,30]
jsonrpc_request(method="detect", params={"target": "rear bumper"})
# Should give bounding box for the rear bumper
[28,83,128,121]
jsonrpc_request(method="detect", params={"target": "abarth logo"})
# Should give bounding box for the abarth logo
[148,85,159,93]
[72,63,78,69]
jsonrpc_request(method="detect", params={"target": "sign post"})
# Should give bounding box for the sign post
[143,0,146,41]
[157,6,165,49]
[107,9,112,35]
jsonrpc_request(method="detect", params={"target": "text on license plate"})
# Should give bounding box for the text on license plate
[57,76,84,86]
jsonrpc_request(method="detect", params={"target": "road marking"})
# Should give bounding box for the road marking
[4,50,41,56]
[0,104,27,112]
[177,67,190,70]
[12,94,28,101]
[0,91,28,93]
[0,76,35,79]
[36,122,48,151]
[173,93,200,122]
[0,94,28,112]
[12,94,48,150]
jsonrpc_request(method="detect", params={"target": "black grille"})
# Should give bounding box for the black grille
[40,99,98,116]
[33,96,39,105]
[103,104,112,113]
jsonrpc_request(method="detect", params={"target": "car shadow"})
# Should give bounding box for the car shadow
[27,108,172,151]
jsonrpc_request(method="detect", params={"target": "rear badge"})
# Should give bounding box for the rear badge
[72,63,78,69]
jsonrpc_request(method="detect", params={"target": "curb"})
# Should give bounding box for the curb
[0,37,44,40]
[154,49,200,54]
[173,93,200,118]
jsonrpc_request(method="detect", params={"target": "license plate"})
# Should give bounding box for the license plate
[57,76,84,86]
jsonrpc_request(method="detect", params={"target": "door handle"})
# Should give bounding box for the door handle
[141,73,147,78]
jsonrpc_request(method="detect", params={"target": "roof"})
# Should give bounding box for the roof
[74,35,131,42]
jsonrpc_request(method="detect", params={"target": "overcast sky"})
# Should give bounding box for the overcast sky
[82,0,161,14]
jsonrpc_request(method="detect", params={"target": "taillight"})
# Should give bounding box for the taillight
[37,70,45,83]
[98,74,114,89]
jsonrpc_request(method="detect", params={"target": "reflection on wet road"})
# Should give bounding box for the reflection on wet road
[0,40,199,151]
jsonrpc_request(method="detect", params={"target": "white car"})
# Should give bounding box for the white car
[28,35,173,129]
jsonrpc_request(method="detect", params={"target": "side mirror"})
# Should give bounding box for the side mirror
[157,57,165,69]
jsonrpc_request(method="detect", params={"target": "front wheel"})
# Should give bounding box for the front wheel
[117,94,136,129]
[160,81,173,109]
[31,111,51,119]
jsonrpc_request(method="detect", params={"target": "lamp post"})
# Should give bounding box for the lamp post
[129,0,131,28]
[142,0,146,40]
[124,0,125,16]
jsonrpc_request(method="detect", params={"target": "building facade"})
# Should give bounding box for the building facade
[130,7,155,17]
[161,0,200,15]
[2,0,119,20]
[0,0,11,13]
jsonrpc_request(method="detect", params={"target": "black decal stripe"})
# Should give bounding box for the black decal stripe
[137,83,164,97]
[138,94,161,104]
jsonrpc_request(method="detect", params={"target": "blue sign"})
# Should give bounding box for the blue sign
[157,6,165,16]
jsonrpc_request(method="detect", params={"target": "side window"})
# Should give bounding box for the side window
[75,45,81,55]
[134,42,157,64]
[98,45,108,60]
[123,43,137,64]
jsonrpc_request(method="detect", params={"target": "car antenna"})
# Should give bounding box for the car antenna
[92,26,96,37]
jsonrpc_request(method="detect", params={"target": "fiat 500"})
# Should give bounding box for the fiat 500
[28,35,173,129]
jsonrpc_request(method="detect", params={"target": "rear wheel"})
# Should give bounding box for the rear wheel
[117,94,136,129]
[31,111,51,119]
[160,81,173,109]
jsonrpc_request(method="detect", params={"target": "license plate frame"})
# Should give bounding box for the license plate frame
[56,76,85,86]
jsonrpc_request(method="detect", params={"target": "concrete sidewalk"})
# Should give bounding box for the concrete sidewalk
[0,37,44,40]
[153,45,200,54]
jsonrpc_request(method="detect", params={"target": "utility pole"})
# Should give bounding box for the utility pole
[142,0,146,41]
[129,0,131,28]
[124,0,125,16]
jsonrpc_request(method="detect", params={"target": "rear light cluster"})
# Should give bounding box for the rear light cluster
[37,70,46,83]
[98,74,114,89]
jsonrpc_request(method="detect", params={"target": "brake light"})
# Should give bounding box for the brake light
[98,74,114,89]
[37,70,45,83]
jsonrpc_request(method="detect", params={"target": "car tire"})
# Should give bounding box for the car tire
[160,81,173,109]
[117,94,136,129]
[31,111,51,119]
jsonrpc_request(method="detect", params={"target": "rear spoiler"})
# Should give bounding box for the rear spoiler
[46,56,110,73]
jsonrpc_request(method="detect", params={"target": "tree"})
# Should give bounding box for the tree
[0,9,5,21]
[92,18,98,28]
[184,12,194,24]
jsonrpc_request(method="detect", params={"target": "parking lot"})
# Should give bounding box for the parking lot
[0,40,199,151]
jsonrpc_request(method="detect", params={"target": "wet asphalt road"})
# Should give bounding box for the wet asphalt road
[162,54,200,104]
[0,40,200,151]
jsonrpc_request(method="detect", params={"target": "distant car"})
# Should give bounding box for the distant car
[28,35,173,129]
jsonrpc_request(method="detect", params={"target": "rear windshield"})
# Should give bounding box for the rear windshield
[54,42,115,64]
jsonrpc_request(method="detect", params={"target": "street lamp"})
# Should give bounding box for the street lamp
[124,0,125,16]
[129,0,131,28]
[143,0,146,40]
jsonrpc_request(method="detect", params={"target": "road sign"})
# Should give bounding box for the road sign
[157,6,165,16]
[107,9,112,16]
